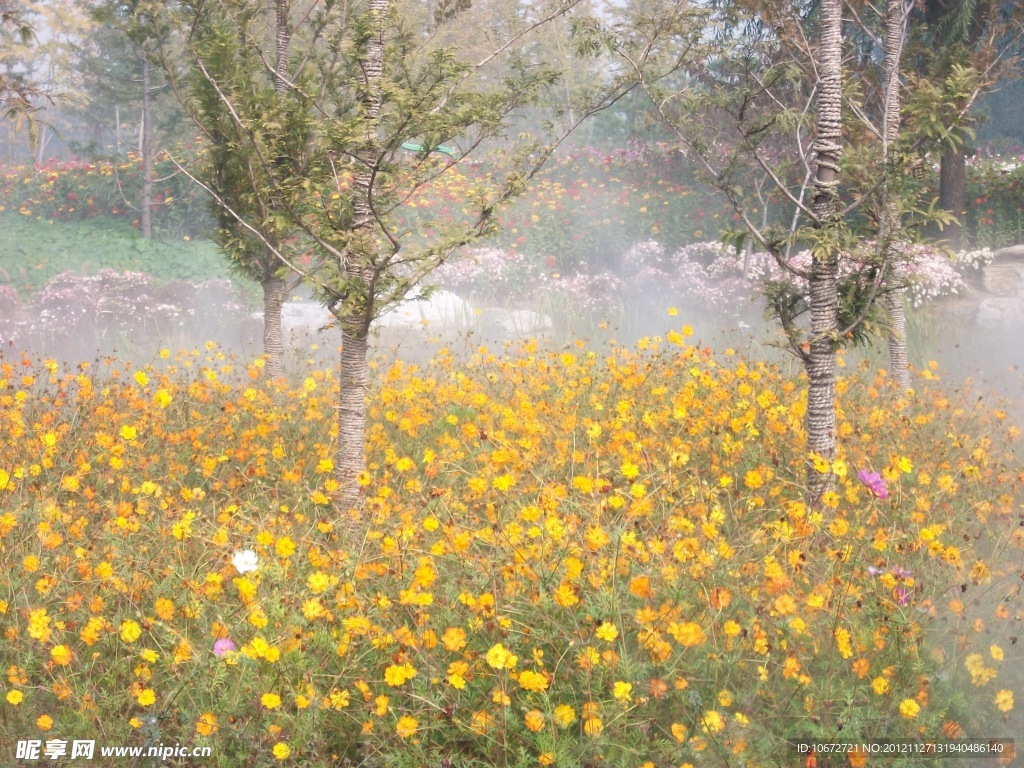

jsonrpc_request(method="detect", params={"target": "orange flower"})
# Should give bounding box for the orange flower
[524,710,545,732]
[196,712,217,736]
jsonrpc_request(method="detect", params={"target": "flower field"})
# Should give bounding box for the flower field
[1,333,1021,766]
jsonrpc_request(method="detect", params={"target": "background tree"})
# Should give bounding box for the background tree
[915,0,1023,249]
[0,1,94,160]
[164,0,636,515]
[170,0,309,379]
[603,0,960,504]
[89,1,174,239]
[0,1,41,128]
[845,0,916,390]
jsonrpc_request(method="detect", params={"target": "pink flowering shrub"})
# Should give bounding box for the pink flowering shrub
[432,247,543,303]
[6,270,256,359]
[430,237,985,327]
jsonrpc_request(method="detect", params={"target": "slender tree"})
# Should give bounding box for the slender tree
[802,0,843,498]
[175,0,309,380]
[164,0,636,516]
[610,0,957,504]
[89,1,175,238]
[881,0,912,391]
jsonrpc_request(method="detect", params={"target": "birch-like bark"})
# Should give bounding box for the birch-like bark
[336,0,390,515]
[140,55,154,240]
[261,0,292,381]
[262,274,288,380]
[882,0,911,391]
[806,0,843,503]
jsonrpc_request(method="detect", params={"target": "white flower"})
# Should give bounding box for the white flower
[232,549,258,574]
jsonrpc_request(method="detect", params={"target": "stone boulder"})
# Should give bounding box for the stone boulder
[253,291,554,349]
[975,298,1024,330]
[982,245,1024,297]
[281,301,335,335]
[993,244,1024,262]
[376,289,473,330]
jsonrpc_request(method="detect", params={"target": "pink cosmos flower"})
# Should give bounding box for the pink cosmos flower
[213,638,236,657]
[857,469,889,499]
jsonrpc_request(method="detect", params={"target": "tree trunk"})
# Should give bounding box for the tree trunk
[883,0,911,391]
[256,0,292,384]
[140,55,154,240]
[35,124,49,165]
[262,272,288,380]
[940,140,965,251]
[334,0,389,515]
[275,0,290,92]
[337,326,369,514]
[806,0,843,504]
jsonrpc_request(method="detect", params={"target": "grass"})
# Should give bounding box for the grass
[0,213,232,297]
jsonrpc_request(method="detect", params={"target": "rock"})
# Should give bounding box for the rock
[252,300,335,335]
[282,301,335,334]
[975,298,1024,330]
[982,262,1024,296]
[375,289,473,330]
[992,244,1024,262]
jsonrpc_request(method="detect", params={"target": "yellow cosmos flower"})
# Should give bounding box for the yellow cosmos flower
[261,693,282,709]
[612,681,633,702]
[120,620,142,643]
[553,583,578,608]
[995,690,1013,712]
[668,621,705,647]
[553,704,576,728]
[701,710,725,733]
[384,663,417,686]
[307,571,331,594]
[518,670,548,692]
[274,537,295,558]
[272,743,290,760]
[137,689,156,707]
[396,716,419,739]
[50,645,72,666]
[485,643,517,670]
[493,474,515,492]
[808,452,830,474]
[441,626,466,652]
[595,622,618,642]
[899,699,920,719]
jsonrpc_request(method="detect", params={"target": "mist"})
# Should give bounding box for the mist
[2,0,1023,758]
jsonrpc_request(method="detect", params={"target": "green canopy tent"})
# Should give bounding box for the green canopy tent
[400,142,458,159]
